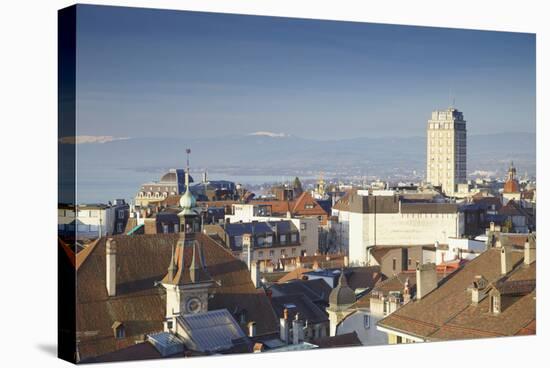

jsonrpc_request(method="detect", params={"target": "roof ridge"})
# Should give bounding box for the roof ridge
[76,237,101,270]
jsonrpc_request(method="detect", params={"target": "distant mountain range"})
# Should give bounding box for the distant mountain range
[75,131,535,179]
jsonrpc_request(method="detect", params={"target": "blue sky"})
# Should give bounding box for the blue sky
[76,4,536,140]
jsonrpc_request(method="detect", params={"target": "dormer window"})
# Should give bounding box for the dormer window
[364,315,370,329]
[112,321,125,339]
[490,294,501,314]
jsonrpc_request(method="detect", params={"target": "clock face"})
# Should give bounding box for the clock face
[186,297,202,313]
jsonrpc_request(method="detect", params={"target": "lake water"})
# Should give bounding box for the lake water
[75,166,316,204]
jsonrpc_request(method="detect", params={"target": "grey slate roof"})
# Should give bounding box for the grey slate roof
[176,309,247,353]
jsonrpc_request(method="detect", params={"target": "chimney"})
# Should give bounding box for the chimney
[106,238,117,297]
[292,314,304,345]
[247,321,257,337]
[524,236,536,265]
[251,260,261,288]
[280,309,289,343]
[471,275,488,304]
[416,263,437,300]
[403,277,411,304]
[253,343,264,353]
[242,233,253,269]
[344,255,349,267]
[501,246,513,275]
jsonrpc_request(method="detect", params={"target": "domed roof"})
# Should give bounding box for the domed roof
[160,171,177,183]
[329,271,355,307]
[179,188,197,211]
[159,170,194,184]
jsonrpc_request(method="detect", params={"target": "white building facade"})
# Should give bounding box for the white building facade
[348,193,464,265]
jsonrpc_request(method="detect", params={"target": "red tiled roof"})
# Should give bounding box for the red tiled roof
[76,233,278,361]
[378,246,536,340]
[504,178,520,193]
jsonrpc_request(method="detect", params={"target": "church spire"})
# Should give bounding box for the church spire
[166,242,177,282]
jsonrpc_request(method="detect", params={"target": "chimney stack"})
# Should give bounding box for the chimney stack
[292,314,304,345]
[106,238,117,297]
[242,233,253,269]
[247,321,257,337]
[524,235,536,265]
[251,260,261,288]
[416,263,437,300]
[280,308,289,343]
[501,246,513,275]
[344,255,349,268]
[471,275,488,304]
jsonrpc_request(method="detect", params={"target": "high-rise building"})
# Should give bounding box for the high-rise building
[426,107,467,194]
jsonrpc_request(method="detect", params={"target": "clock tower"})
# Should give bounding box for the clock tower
[161,233,214,332]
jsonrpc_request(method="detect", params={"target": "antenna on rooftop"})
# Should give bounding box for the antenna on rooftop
[185,148,191,172]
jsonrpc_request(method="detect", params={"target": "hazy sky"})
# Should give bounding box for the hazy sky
[76,5,536,140]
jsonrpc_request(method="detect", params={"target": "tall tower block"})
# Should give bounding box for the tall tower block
[426,108,467,195]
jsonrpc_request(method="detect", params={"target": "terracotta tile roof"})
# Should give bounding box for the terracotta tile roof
[346,266,385,291]
[515,320,536,335]
[504,178,520,193]
[277,267,313,283]
[270,279,332,305]
[58,237,75,268]
[252,192,328,222]
[311,332,362,348]
[84,341,168,363]
[378,247,535,340]
[270,294,328,324]
[370,245,436,266]
[76,233,278,361]
[333,192,352,211]
[299,254,345,269]
[355,270,448,309]
[75,238,99,271]
[472,196,502,210]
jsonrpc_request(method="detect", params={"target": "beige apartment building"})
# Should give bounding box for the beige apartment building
[426,107,467,195]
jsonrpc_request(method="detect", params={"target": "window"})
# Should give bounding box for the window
[280,234,287,244]
[113,323,125,339]
[118,210,125,219]
[291,234,297,243]
[305,204,314,209]
[269,250,274,257]
[392,258,397,271]
[162,224,169,233]
[491,295,501,314]
[117,223,123,233]
[396,335,402,344]
[300,223,307,230]
[167,320,173,330]
[408,258,412,266]
[258,251,264,258]
[292,248,296,255]
[364,315,370,329]
[280,249,286,256]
